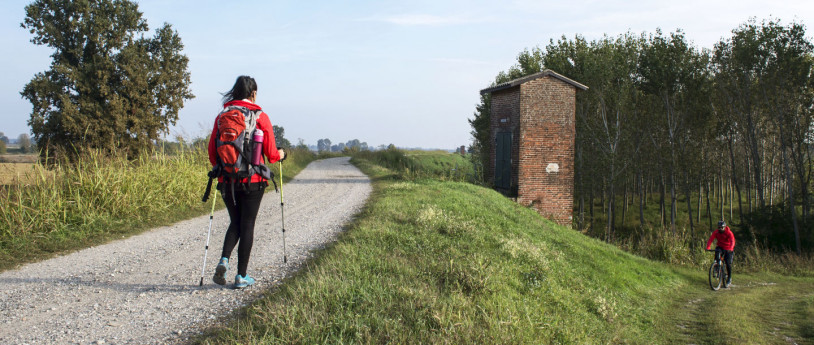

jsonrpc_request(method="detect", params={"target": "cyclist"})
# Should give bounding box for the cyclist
[706,220,736,286]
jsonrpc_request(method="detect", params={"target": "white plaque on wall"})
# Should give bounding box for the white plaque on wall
[546,163,559,173]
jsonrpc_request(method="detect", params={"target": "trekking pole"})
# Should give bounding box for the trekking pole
[280,161,288,264]
[199,193,217,286]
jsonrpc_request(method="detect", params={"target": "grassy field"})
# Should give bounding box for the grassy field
[0,147,317,272]
[195,149,814,344]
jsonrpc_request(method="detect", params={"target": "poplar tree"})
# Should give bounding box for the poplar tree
[21,0,194,160]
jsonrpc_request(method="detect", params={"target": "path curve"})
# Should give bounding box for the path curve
[0,157,371,344]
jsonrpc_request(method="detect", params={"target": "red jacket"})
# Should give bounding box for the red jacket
[208,100,282,183]
[706,226,735,251]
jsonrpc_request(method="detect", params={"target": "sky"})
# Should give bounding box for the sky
[1,0,812,150]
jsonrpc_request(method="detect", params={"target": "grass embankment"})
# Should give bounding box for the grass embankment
[199,150,692,344]
[0,147,316,272]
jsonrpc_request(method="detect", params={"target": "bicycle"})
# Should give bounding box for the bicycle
[707,249,730,290]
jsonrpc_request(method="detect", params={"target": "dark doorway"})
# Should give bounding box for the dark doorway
[495,131,512,190]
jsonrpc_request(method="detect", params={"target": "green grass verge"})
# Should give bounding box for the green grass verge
[197,153,689,344]
[0,147,316,272]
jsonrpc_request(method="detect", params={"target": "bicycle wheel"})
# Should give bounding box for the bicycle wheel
[708,261,722,290]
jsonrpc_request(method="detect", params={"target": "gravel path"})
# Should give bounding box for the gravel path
[0,157,371,344]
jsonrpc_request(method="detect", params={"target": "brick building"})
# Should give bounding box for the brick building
[480,70,587,226]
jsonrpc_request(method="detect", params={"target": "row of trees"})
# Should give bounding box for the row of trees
[470,18,814,254]
[317,138,370,152]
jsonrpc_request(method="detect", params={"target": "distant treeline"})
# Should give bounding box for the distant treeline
[470,18,814,254]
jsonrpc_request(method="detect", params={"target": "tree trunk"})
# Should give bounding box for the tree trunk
[748,121,766,208]
[660,175,666,228]
[590,187,595,228]
[727,176,733,222]
[685,172,695,241]
[801,177,810,222]
[728,137,744,224]
[769,156,775,204]
[579,195,585,230]
[706,180,713,230]
[607,178,615,242]
[782,146,802,255]
[715,175,720,211]
[746,153,753,213]
[720,169,725,219]
[697,181,702,223]
[670,172,677,235]
[639,171,645,228]
[623,179,629,226]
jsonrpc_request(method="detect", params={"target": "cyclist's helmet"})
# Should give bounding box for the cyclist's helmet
[718,220,726,229]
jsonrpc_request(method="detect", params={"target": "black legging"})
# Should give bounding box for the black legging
[220,184,265,277]
[715,247,734,279]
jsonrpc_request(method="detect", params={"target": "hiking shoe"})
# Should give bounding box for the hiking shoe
[234,274,255,289]
[726,276,732,286]
[212,257,229,285]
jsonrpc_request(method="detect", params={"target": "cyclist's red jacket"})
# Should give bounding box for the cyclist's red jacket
[208,100,282,183]
[706,226,735,251]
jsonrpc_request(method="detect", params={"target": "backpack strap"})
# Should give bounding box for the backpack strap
[245,109,259,134]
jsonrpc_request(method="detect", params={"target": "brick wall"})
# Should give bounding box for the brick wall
[517,76,575,226]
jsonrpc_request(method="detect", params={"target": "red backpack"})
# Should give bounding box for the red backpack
[216,106,257,177]
[202,106,273,203]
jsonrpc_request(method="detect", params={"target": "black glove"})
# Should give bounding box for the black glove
[279,148,288,162]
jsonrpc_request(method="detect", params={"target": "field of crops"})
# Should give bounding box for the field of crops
[0,162,38,185]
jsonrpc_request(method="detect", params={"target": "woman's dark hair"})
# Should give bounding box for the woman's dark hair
[221,75,257,103]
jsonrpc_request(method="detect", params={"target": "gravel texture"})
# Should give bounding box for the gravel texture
[0,157,371,344]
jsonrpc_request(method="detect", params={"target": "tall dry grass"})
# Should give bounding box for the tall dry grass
[0,147,211,269]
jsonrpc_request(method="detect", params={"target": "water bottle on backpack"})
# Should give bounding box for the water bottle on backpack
[252,129,264,165]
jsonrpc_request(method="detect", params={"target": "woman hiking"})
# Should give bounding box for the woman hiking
[208,75,285,288]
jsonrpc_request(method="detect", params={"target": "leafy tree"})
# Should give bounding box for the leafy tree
[317,138,332,152]
[346,139,361,149]
[0,132,8,144]
[17,134,33,154]
[468,94,491,183]
[21,0,193,160]
[296,138,308,150]
[272,125,291,148]
[0,140,5,155]
[332,143,346,152]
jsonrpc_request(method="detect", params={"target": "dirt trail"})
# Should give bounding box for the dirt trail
[0,157,371,344]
